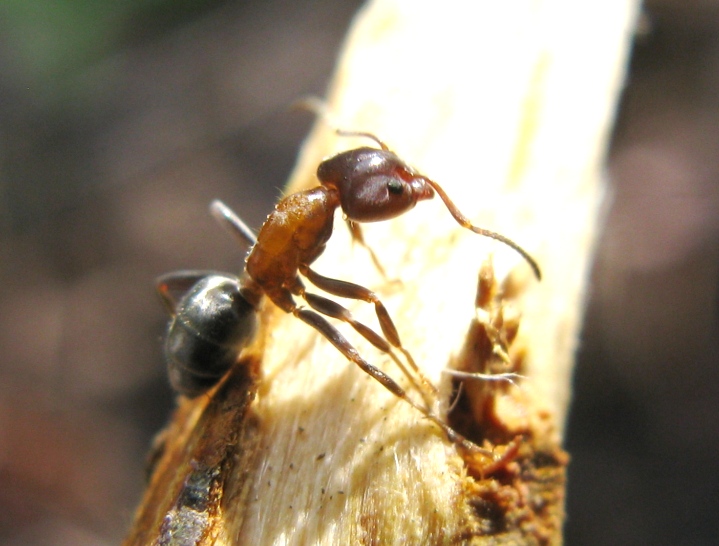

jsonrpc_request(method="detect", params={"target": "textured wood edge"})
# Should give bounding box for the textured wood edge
[124,0,639,544]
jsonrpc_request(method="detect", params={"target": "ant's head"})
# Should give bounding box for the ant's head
[317,147,434,223]
[316,131,542,279]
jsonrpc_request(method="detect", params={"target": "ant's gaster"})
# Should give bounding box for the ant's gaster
[157,131,540,458]
[156,205,261,397]
[157,271,260,397]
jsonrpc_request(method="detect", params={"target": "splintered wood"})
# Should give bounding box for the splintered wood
[446,261,569,541]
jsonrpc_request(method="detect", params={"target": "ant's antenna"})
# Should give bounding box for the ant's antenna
[422,178,542,280]
[292,97,541,280]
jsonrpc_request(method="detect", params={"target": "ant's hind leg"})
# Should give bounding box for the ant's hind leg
[292,307,490,456]
[156,270,216,314]
[209,200,257,247]
[300,265,438,404]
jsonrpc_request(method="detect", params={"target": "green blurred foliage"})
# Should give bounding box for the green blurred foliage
[1,0,226,83]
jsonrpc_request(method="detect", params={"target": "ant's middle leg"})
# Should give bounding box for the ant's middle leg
[299,264,438,404]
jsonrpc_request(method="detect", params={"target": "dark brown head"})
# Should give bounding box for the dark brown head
[317,147,435,222]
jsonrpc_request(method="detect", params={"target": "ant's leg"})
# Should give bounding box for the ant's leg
[156,270,217,314]
[286,274,431,408]
[345,220,388,279]
[300,264,438,402]
[266,281,430,412]
[292,306,493,457]
[300,290,432,410]
[209,200,257,248]
[264,284,495,458]
[290,97,390,151]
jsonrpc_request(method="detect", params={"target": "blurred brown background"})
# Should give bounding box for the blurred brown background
[0,1,717,544]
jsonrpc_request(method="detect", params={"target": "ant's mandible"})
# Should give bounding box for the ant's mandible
[157,130,540,453]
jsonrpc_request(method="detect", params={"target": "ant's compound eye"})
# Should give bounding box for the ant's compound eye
[341,175,415,222]
[387,179,404,195]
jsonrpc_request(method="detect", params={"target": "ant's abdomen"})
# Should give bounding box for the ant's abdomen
[165,275,257,397]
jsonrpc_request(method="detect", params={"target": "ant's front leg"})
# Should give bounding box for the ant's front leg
[299,264,438,407]
[346,220,388,279]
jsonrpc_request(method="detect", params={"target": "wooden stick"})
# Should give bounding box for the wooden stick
[125,0,639,544]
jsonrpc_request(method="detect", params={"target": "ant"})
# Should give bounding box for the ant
[157,130,541,456]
